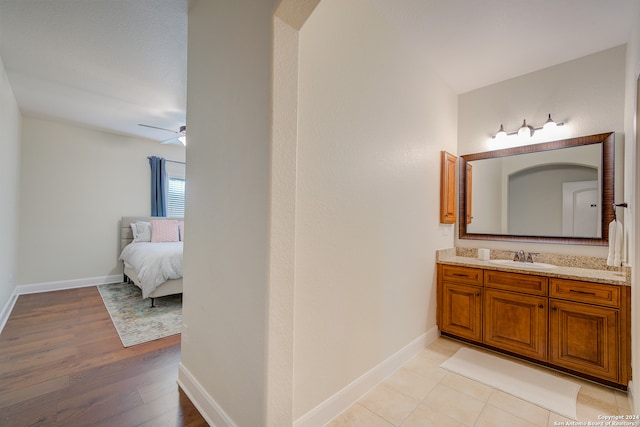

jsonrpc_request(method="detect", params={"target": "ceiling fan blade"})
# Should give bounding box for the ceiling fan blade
[160,136,184,145]
[138,123,179,134]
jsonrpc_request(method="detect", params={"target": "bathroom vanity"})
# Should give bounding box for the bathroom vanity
[436,251,630,389]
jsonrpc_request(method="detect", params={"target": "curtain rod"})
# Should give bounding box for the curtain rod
[147,156,185,165]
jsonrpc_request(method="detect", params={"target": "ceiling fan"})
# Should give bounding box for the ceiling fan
[138,124,186,145]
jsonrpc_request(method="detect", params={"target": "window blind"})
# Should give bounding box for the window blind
[167,177,185,217]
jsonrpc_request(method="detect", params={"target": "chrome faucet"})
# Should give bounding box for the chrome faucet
[512,250,539,263]
[526,252,539,263]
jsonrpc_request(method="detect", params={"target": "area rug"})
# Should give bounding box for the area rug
[440,347,580,420]
[97,282,182,347]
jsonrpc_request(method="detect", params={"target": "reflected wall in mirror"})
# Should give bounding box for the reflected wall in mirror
[458,132,614,245]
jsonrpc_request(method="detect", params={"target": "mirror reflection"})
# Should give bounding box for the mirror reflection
[459,133,614,245]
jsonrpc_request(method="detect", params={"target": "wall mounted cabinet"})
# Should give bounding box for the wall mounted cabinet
[440,151,457,224]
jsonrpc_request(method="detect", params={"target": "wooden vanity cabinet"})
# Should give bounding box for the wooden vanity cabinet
[483,270,548,360]
[437,264,631,388]
[437,265,483,341]
[483,270,548,361]
[549,299,619,382]
[484,288,548,361]
[549,278,630,385]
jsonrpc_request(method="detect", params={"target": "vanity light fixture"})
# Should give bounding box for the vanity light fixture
[492,114,564,139]
[543,113,558,130]
[494,124,507,139]
[517,119,534,138]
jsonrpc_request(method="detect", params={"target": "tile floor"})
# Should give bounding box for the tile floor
[327,337,633,427]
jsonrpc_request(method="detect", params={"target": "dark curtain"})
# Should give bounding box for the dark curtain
[149,156,166,216]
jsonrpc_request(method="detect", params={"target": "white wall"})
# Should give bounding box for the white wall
[458,45,626,257]
[0,56,21,312]
[17,116,184,285]
[294,0,457,418]
[182,0,456,424]
[181,1,277,426]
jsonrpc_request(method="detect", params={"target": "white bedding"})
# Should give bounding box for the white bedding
[119,242,183,298]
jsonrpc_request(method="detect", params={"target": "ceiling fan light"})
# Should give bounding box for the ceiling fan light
[139,123,187,145]
[178,125,186,145]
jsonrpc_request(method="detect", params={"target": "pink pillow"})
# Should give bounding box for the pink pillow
[179,221,185,241]
[151,219,180,242]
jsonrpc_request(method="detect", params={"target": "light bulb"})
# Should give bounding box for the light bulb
[517,119,533,138]
[543,113,557,130]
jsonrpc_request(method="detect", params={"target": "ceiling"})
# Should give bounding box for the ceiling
[368,0,637,94]
[0,0,636,142]
[0,0,188,143]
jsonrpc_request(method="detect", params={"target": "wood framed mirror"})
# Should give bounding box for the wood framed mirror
[458,132,614,245]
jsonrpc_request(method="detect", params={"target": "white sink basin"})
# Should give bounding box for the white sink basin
[488,259,557,270]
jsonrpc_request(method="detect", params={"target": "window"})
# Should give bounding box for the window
[165,160,186,217]
[167,177,185,217]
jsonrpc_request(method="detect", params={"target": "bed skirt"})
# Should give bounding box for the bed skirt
[123,265,183,299]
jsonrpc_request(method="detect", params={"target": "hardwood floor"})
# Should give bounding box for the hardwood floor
[0,286,208,426]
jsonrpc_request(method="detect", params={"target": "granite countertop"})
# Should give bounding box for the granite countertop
[437,252,629,286]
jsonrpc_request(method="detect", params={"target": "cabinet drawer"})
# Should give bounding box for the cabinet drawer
[440,265,483,286]
[484,270,547,296]
[550,278,621,308]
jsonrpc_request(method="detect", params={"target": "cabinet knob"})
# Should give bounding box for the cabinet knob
[551,306,557,311]
[538,304,544,309]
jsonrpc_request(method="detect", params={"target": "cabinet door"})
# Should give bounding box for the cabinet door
[549,299,619,382]
[440,151,457,224]
[440,282,482,342]
[484,289,547,361]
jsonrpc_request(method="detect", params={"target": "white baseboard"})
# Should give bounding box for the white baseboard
[294,325,440,427]
[14,274,122,295]
[0,292,18,335]
[628,379,636,414]
[178,363,237,427]
[175,327,438,427]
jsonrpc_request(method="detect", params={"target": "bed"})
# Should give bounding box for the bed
[119,216,184,307]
